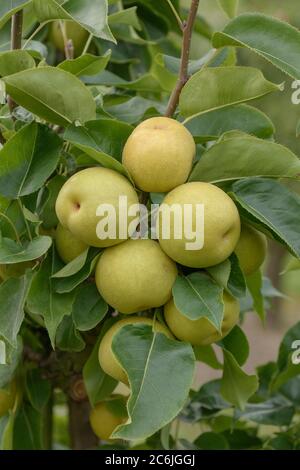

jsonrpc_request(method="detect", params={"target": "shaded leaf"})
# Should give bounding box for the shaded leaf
[4,67,96,126]
[0,236,52,264]
[58,51,111,77]
[72,283,108,331]
[219,325,249,366]
[0,1,31,29]
[0,122,62,198]
[56,315,85,352]
[26,369,51,412]
[0,51,35,77]
[235,396,294,426]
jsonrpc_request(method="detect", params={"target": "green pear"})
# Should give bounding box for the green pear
[164,291,240,346]
[98,316,172,384]
[95,239,178,314]
[55,223,88,264]
[122,117,196,192]
[49,21,89,57]
[235,224,267,275]
[0,383,16,417]
[55,167,139,248]
[158,182,241,268]
[90,395,128,441]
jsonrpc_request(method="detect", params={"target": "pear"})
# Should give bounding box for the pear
[55,223,88,264]
[235,224,267,275]
[49,21,89,57]
[55,167,139,248]
[158,182,241,268]
[90,395,128,440]
[99,316,172,384]
[164,291,240,346]
[95,239,177,314]
[122,117,196,192]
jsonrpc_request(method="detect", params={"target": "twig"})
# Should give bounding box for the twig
[165,0,184,30]
[8,11,24,115]
[59,20,74,60]
[165,0,200,118]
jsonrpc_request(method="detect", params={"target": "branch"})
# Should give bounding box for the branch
[165,0,200,118]
[8,10,23,115]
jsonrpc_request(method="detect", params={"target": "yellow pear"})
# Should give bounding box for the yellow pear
[98,316,172,384]
[55,167,139,248]
[235,224,267,276]
[90,395,128,441]
[0,262,33,280]
[49,21,89,57]
[95,239,177,314]
[55,223,88,264]
[0,383,16,417]
[158,182,241,268]
[122,117,196,192]
[164,291,240,346]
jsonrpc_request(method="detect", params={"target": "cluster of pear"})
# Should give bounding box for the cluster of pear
[53,117,267,435]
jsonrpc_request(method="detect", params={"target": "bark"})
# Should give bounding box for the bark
[68,399,98,450]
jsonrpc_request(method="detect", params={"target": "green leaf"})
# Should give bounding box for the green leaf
[231,178,300,258]
[83,321,117,406]
[33,0,115,42]
[193,344,222,370]
[172,273,224,331]
[112,324,195,440]
[0,51,35,77]
[109,6,141,30]
[246,270,265,321]
[235,396,294,426]
[52,249,89,278]
[64,120,132,178]
[207,253,246,299]
[83,70,161,93]
[213,13,300,79]
[58,51,111,77]
[195,431,229,450]
[219,325,249,366]
[180,66,281,121]
[221,349,258,410]
[4,67,96,126]
[0,1,31,28]
[0,236,52,264]
[0,274,32,348]
[56,315,85,352]
[53,250,100,294]
[185,104,275,143]
[27,252,75,348]
[106,96,165,124]
[13,404,43,450]
[72,283,108,332]
[218,0,238,18]
[26,369,51,412]
[271,322,300,390]
[190,135,300,183]
[0,122,62,198]
[37,175,67,230]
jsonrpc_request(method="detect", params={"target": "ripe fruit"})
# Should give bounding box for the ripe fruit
[55,223,88,264]
[55,167,139,248]
[95,239,177,314]
[164,291,240,346]
[158,182,241,268]
[49,21,89,57]
[98,316,172,384]
[90,395,128,441]
[122,117,196,192]
[235,224,267,276]
[0,262,33,280]
[0,384,16,417]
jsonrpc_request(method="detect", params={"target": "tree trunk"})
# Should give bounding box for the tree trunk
[68,399,98,450]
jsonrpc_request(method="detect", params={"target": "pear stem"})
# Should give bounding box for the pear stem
[165,0,200,118]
